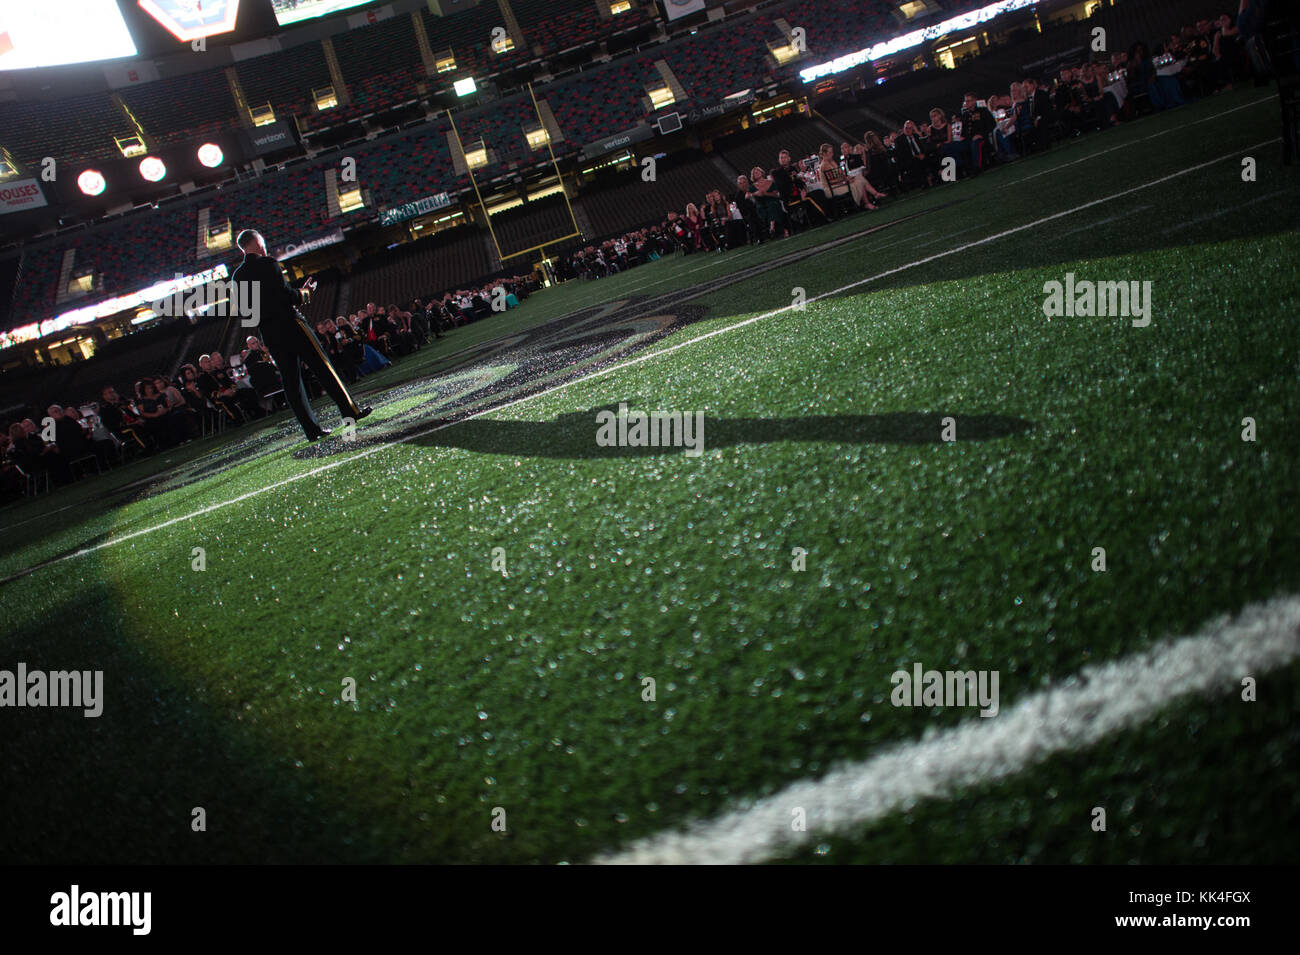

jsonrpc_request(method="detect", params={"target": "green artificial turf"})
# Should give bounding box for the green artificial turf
[1,88,1297,863]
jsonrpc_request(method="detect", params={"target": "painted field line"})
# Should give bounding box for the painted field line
[1156,188,1289,235]
[1013,94,1274,186]
[594,593,1300,864]
[1053,204,1152,240]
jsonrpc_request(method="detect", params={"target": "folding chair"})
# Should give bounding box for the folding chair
[248,362,287,412]
[117,427,147,463]
[211,397,243,432]
[22,466,49,497]
[70,454,101,480]
[820,166,858,217]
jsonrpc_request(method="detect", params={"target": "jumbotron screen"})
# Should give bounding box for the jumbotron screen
[270,0,382,26]
[0,0,137,70]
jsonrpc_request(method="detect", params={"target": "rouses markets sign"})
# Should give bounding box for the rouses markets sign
[379,192,453,226]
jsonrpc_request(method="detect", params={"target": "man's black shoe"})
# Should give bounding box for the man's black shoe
[354,406,373,421]
[308,428,332,442]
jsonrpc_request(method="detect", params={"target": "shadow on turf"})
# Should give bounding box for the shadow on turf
[292,406,1035,459]
[0,571,411,863]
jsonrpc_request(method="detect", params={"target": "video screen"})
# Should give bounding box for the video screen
[0,0,137,70]
[270,0,382,27]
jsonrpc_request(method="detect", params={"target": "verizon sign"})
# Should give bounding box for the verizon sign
[246,120,296,156]
[0,178,48,215]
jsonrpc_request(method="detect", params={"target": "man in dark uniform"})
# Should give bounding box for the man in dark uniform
[959,93,997,171]
[231,229,371,441]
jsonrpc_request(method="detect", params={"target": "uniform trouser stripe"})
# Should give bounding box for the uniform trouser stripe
[294,317,359,417]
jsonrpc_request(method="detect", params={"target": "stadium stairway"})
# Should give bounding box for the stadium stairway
[335,278,353,322]
[811,109,859,151]
[485,235,504,276]
[570,203,595,242]
[709,152,742,187]
[168,328,197,379]
[716,115,830,178]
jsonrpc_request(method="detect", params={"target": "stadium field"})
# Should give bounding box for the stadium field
[2,87,1298,865]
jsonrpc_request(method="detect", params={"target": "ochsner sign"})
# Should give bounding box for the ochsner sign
[0,179,48,215]
[272,228,345,260]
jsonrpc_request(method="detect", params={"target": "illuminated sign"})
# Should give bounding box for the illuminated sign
[377,193,452,227]
[137,0,241,43]
[0,265,231,352]
[799,0,1039,83]
[0,0,137,70]
[271,0,380,27]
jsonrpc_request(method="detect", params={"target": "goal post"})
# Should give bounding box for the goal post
[447,82,583,266]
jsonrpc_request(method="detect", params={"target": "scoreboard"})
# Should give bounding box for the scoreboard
[0,0,138,70]
[137,0,242,42]
[270,0,383,28]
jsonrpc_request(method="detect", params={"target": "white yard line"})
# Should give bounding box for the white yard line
[913,225,982,249]
[1156,189,1289,235]
[0,137,1280,581]
[1052,204,1152,240]
[617,244,766,297]
[0,499,84,531]
[1014,95,1274,186]
[594,593,1300,864]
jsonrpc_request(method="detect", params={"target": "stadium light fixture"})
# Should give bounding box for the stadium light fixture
[769,39,802,65]
[197,143,224,168]
[116,135,147,158]
[313,87,338,111]
[525,127,550,150]
[139,157,167,182]
[464,143,488,170]
[77,170,107,196]
[338,186,365,213]
[647,85,675,110]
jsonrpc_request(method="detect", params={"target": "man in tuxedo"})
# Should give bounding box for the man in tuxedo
[231,229,371,441]
[1023,77,1055,152]
[896,120,934,188]
[98,385,147,449]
